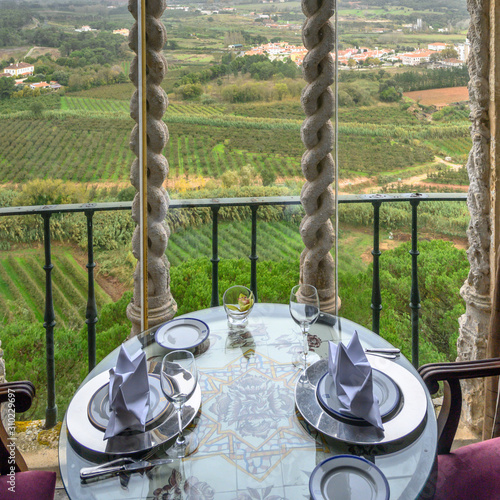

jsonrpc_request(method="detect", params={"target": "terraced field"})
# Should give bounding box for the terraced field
[167,220,307,267]
[0,247,112,327]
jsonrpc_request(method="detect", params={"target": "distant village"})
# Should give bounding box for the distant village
[0,5,469,93]
[244,40,469,68]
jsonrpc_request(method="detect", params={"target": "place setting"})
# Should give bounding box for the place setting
[66,326,204,479]
[288,285,429,499]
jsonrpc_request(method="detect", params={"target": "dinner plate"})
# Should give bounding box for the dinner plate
[155,318,209,350]
[66,370,202,460]
[309,455,390,500]
[295,357,428,448]
[87,374,170,432]
[316,369,400,422]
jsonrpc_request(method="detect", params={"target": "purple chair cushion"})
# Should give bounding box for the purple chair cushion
[0,470,56,500]
[435,436,500,500]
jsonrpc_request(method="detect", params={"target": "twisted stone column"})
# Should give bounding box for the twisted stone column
[126,0,177,335]
[457,0,491,431]
[299,0,337,312]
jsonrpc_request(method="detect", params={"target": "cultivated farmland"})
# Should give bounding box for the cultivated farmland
[0,99,471,185]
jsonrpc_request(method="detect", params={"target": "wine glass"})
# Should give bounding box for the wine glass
[289,284,320,371]
[160,350,198,458]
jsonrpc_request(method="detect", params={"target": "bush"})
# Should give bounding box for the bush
[261,168,276,186]
[0,292,132,420]
[177,83,203,100]
[14,179,89,206]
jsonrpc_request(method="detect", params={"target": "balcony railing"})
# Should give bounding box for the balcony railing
[0,192,468,427]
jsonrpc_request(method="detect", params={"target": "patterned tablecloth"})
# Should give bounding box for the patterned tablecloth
[59,304,437,500]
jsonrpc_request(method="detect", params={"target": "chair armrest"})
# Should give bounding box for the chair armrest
[418,358,500,454]
[0,381,35,413]
[0,381,35,475]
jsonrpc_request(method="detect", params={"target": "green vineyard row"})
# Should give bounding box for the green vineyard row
[61,96,226,116]
[0,248,112,327]
[0,111,471,184]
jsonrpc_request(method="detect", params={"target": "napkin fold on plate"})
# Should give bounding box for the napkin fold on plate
[103,345,150,440]
[328,331,384,431]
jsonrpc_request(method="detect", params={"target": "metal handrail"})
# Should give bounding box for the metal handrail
[0,192,468,426]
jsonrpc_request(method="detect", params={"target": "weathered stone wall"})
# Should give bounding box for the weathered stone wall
[457,0,492,432]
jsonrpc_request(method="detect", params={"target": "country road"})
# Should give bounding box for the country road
[25,46,38,59]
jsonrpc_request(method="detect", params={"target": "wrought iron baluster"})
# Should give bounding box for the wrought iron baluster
[250,205,259,302]
[371,200,382,334]
[42,212,57,428]
[85,209,97,372]
[410,198,421,368]
[210,205,220,307]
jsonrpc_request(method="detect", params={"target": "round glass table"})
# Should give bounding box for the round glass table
[59,304,437,499]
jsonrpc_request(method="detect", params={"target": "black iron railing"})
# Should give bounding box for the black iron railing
[0,192,467,427]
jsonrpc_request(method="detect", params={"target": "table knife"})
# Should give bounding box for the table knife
[80,458,173,481]
[365,347,401,354]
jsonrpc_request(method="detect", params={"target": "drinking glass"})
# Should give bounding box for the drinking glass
[160,350,198,458]
[223,285,254,329]
[289,284,320,370]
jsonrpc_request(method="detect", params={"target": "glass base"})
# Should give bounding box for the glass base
[166,432,199,459]
[292,350,321,368]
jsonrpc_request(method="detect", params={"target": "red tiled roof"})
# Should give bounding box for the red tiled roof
[5,62,33,70]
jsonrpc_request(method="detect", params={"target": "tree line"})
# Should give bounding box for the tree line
[393,67,469,92]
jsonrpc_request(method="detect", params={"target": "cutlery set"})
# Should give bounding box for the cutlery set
[80,457,173,481]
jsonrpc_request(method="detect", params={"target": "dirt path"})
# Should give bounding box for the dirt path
[24,46,39,59]
[70,246,129,302]
[361,156,467,193]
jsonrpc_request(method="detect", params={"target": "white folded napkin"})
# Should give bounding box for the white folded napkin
[103,345,150,440]
[328,332,384,431]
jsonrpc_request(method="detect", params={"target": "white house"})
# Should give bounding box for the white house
[29,82,51,90]
[4,62,34,77]
[113,28,129,37]
[401,51,434,66]
[428,42,447,51]
[456,40,471,62]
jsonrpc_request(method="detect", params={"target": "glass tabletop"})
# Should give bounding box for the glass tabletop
[59,304,437,500]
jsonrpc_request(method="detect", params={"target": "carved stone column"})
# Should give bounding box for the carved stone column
[457,0,492,431]
[299,0,337,313]
[126,0,177,335]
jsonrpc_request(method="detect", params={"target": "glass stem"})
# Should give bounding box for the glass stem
[302,326,308,372]
[175,403,185,445]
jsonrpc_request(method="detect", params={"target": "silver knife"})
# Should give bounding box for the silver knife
[80,457,173,481]
[365,347,401,355]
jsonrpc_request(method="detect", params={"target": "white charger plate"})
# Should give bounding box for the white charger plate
[316,369,400,422]
[155,318,209,350]
[309,455,390,500]
[67,369,202,459]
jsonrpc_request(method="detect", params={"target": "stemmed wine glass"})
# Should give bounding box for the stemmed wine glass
[289,284,320,371]
[160,350,198,458]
